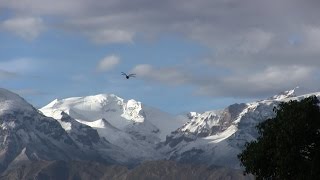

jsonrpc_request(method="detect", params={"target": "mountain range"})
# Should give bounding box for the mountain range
[0,87,317,179]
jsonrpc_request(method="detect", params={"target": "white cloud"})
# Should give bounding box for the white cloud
[2,0,320,98]
[131,64,153,75]
[97,55,120,72]
[0,58,37,73]
[131,64,316,98]
[13,89,46,96]
[71,74,88,82]
[131,64,190,85]
[0,58,42,81]
[0,70,18,79]
[1,17,45,40]
[249,66,313,86]
[88,29,134,44]
[193,65,315,97]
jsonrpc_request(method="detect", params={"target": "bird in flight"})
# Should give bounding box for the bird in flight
[121,72,136,79]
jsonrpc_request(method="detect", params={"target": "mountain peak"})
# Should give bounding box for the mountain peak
[122,99,144,123]
[40,93,149,129]
[0,88,34,114]
[42,98,58,109]
[268,87,299,100]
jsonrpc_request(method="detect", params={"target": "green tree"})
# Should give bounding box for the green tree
[238,96,320,180]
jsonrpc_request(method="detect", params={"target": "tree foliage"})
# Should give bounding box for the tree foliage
[238,96,320,179]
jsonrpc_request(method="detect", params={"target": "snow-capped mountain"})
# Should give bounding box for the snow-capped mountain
[1,87,318,174]
[161,88,320,169]
[40,94,187,161]
[267,87,298,101]
[0,88,118,173]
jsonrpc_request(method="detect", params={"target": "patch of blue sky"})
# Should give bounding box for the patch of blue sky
[0,25,218,113]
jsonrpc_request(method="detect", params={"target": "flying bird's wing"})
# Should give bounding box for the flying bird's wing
[128,74,136,77]
[121,72,127,76]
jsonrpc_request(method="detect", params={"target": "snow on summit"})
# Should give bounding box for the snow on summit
[0,88,34,114]
[268,87,299,101]
[2,87,320,169]
[41,94,131,128]
[0,88,115,172]
[40,93,186,141]
[40,93,188,160]
[161,87,320,168]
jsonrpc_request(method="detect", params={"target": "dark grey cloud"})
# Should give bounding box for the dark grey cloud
[1,0,320,97]
[2,0,320,46]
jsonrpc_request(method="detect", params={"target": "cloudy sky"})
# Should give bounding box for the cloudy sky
[0,0,320,113]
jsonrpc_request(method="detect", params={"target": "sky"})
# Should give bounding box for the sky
[0,0,320,114]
